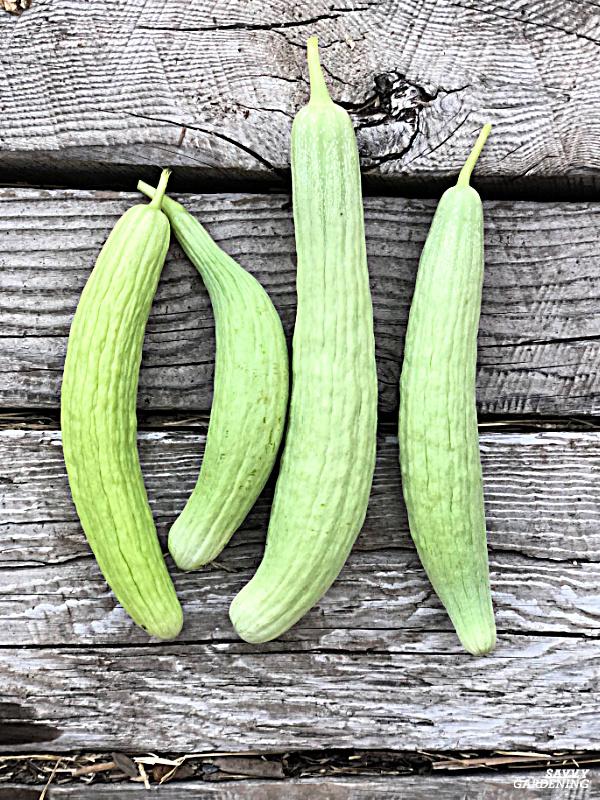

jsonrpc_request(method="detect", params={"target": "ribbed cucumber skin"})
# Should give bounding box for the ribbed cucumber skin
[61,200,183,640]
[229,44,378,643]
[136,187,289,570]
[399,185,496,656]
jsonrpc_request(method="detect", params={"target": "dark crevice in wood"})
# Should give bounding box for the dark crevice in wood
[0,168,285,197]
[0,705,61,745]
[479,333,600,349]
[0,627,596,653]
[2,409,600,432]
[476,414,600,432]
[2,170,600,201]
[0,552,94,571]
[133,7,369,34]
[489,545,600,565]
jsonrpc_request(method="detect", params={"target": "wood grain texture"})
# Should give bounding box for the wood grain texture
[44,773,600,799]
[1,633,600,751]
[2,427,599,750]
[0,0,599,193]
[1,189,599,414]
[1,428,600,648]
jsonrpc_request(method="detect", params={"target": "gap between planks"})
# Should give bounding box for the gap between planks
[4,174,600,204]
[1,750,600,796]
[2,408,600,433]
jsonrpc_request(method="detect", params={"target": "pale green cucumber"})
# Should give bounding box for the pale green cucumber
[136,183,289,570]
[229,37,378,643]
[61,170,183,640]
[399,126,496,656]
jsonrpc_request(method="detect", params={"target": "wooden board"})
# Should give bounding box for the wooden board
[1,189,599,415]
[1,1,599,194]
[1,634,600,752]
[2,428,600,645]
[1,428,599,751]
[2,0,600,772]
[42,773,600,798]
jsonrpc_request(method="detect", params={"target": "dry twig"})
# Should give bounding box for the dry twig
[38,758,60,800]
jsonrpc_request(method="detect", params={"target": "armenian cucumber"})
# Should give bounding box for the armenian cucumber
[61,170,183,640]
[229,37,378,643]
[136,183,289,570]
[399,126,496,656]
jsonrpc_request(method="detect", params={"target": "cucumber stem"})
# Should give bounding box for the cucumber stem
[456,123,491,188]
[307,36,330,104]
[148,168,171,209]
[138,179,156,201]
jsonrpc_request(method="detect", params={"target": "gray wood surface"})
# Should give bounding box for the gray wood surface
[2,0,600,769]
[2,428,600,645]
[2,633,600,751]
[0,1,599,193]
[2,189,599,414]
[1,428,599,751]
[43,772,600,798]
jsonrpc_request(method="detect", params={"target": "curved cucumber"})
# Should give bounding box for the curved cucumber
[137,184,289,570]
[229,37,378,643]
[399,126,496,656]
[61,170,183,640]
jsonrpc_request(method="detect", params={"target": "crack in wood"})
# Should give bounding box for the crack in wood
[118,112,285,178]
[134,7,372,35]
[453,0,600,47]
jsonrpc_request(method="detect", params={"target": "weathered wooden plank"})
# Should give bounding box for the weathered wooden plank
[1,428,599,646]
[1,189,599,414]
[44,772,600,799]
[2,424,599,751]
[1,633,599,751]
[1,0,599,193]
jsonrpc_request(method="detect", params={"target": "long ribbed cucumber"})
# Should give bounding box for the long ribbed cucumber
[399,126,496,656]
[229,37,378,643]
[61,170,183,640]
[136,183,289,570]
